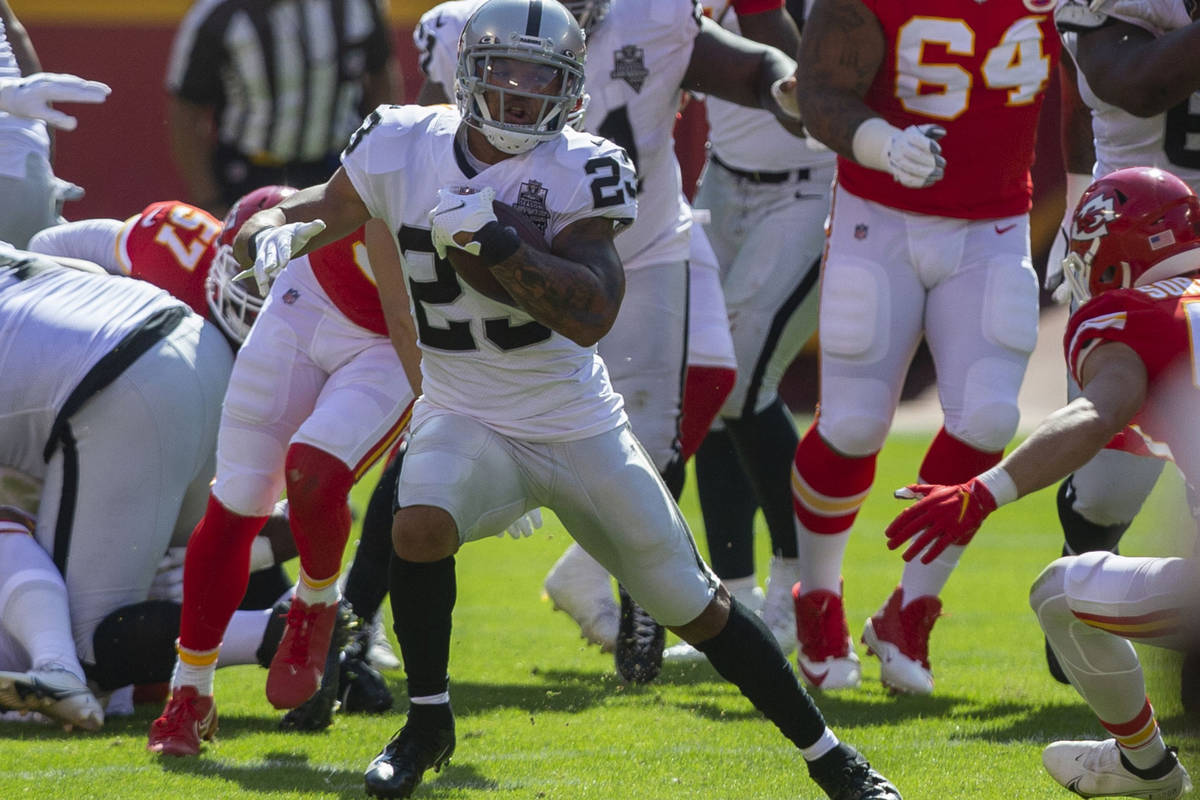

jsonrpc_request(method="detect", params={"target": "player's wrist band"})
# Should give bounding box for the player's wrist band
[476,220,522,267]
[852,117,902,174]
[976,466,1018,508]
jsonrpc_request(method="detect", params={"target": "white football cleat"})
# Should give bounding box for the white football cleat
[0,667,104,731]
[793,583,861,690]
[762,558,800,657]
[1042,739,1192,799]
[543,544,618,652]
[861,588,940,695]
[366,612,401,670]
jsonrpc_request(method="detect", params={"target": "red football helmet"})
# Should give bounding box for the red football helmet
[206,185,297,343]
[1064,166,1200,304]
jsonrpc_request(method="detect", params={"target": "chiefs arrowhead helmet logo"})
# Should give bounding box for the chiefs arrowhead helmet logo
[1071,191,1117,242]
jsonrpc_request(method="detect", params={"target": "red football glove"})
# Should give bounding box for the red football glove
[885,479,998,564]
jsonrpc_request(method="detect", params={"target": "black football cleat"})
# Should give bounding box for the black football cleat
[278,601,353,731]
[808,743,903,800]
[615,584,664,684]
[364,716,456,799]
[339,652,394,713]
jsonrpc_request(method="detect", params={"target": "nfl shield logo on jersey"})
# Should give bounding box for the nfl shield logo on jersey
[854,224,869,240]
[611,45,649,92]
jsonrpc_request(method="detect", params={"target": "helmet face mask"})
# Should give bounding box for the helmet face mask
[1064,167,1200,305]
[456,0,586,155]
[206,185,296,344]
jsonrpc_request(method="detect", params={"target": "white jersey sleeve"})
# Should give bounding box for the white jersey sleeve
[413,0,486,96]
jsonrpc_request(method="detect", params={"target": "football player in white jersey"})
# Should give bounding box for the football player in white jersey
[1044,0,1200,684]
[665,0,834,665]
[0,1,108,248]
[0,244,234,729]
[228,3,900,798]
[414,0,806,685]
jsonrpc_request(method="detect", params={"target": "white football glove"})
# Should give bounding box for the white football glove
[499,508,543,540]
[148,547,187,603]
[1045,173,1094,303]
[853,118,946,189]
[0,73,111,131]
[234,219,326,295]
[429,185,497,259]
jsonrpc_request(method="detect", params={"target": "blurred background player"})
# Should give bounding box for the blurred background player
[165,0,398,217]
[789,0,1056,694]
[666,0,833,662]
[413,0,807,684]
[885,166,1198,800]
[0,0,108,247]
[147,188,419,755]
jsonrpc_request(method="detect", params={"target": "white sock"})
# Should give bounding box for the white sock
[898,544,964,603]
[801,727,840,761]
[0,536,85,681]
[295,568,341,607]
[798,530,851,594]
[172,644,218,697]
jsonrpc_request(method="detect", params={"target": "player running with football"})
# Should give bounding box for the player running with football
[413,0,806,686]
[887,166,1198,800]
[232,2,902,798]
[787,0,1058,694]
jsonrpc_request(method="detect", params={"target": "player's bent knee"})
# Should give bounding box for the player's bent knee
[671,584,731,645]
[392,505,458,562]
[952,400,1020,453]
[818,413,890,458]
[212,472,282,518]
[1032,556,1070,618]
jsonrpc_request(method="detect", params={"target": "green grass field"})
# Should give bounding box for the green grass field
[2,427,1196,799]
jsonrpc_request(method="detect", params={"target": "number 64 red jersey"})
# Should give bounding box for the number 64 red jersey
[836,0,1061,220]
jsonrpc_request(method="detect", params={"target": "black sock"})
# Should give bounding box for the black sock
[344,452,404,619]
[390,554,455,698]
[695,429,759,578]
[695,597,827,749]
[407,699,454,729]
[1057,476,1127,555]
[1119,748,1178,780]
[725,398,801,559]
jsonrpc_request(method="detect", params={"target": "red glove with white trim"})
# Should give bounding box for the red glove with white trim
[885,479,998,564]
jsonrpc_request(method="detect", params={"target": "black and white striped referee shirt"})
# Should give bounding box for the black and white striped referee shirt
[166,0,392,166]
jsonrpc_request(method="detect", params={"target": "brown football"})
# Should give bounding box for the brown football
[446,201,548,305]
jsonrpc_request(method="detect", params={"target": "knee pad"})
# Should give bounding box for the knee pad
[1029,557,1071,618]
[90,600,182,692]
[947,357,1024,452]
[815,384,892,457]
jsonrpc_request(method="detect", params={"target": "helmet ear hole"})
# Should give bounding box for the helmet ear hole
[1098,264,1118,285]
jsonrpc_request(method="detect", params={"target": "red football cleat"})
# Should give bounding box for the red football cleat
[793,581,861,690]
[147,686,217,756]
[862,587,942,695]
[265,596,338,709]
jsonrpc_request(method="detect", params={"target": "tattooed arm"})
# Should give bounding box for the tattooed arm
[487,215,625,348]
[794,0,884,158]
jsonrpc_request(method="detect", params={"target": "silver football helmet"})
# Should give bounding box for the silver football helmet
[456,0,587,154]
[561,0,610,31]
